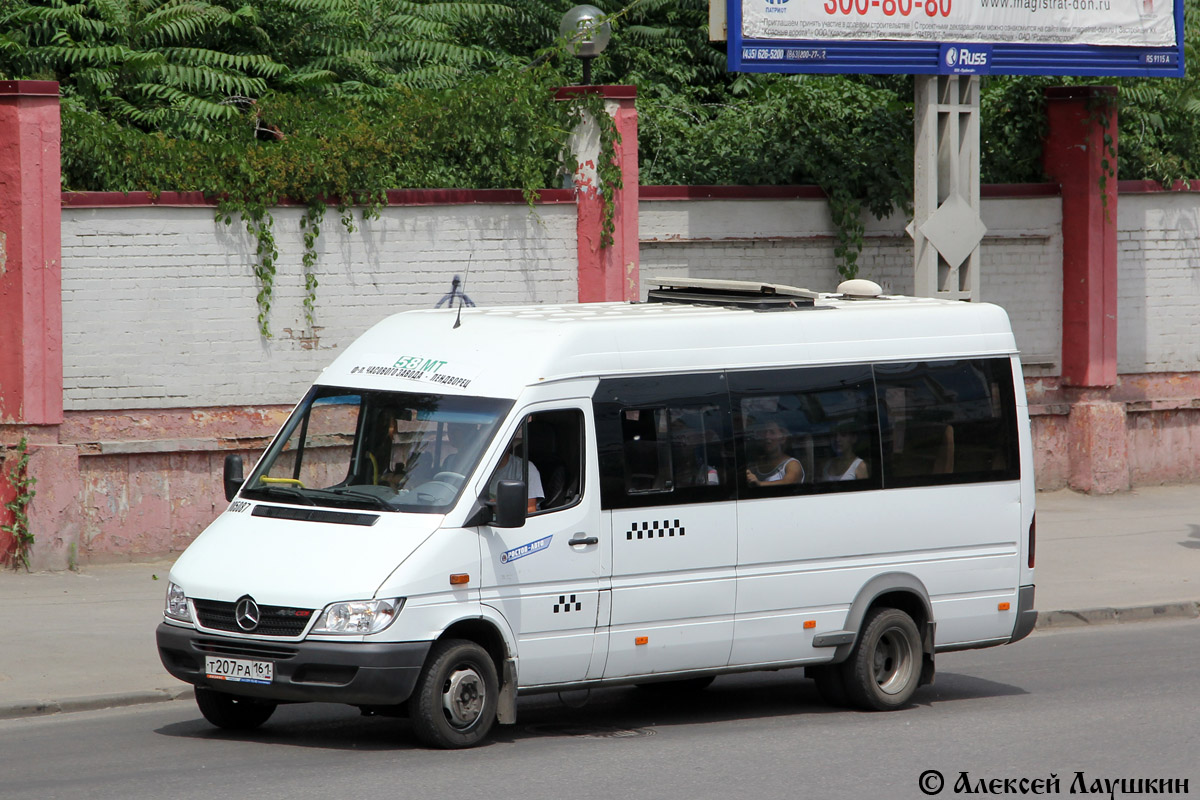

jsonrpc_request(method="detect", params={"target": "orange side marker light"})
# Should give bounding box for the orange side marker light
[998,602,1011,611]
[803,620,817,629]
[635,636,649,646]
[449,573,470,586]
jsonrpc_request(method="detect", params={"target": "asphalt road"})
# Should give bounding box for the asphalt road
[1,620,1196,800]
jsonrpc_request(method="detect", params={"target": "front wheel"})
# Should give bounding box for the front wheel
[195,687,276,730]
[840,607,922,711]
[410,639,498,749]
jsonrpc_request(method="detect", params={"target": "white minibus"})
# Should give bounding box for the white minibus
[157,278,1037,748]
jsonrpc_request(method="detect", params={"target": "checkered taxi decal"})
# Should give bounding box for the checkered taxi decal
[626,519,686,540]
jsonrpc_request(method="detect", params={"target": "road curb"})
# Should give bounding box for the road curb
[1036,601,1200,629]
[0,686,193,721]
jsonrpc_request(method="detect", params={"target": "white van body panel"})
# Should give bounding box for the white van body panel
[373,526,482,641]
[733,480,1021,656]
[169,510,442,609]
[316,298,1019,400]
[604,501,738,677]
[475,398,605,688]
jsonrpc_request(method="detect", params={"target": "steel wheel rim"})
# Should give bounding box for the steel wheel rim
[872,627,914,695]
[441,666,486,729]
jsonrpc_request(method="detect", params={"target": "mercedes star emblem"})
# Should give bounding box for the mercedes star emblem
[235,596,261,631]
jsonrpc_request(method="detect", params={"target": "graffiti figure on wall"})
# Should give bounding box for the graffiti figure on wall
[435,275,475,310]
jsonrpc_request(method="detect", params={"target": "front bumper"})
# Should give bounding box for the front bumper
[156,622,431,706]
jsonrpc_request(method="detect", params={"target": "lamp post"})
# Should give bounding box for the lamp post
[559,5,612,86]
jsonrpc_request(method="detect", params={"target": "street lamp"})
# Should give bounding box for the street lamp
[559,4,612,86]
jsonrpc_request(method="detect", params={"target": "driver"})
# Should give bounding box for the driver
[487,429,544,513]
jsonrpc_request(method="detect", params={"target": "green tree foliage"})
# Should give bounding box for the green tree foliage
[221,0,519,93]
[1,0,286,138]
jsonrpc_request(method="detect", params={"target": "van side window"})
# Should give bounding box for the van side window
[621,405,725,494]
[729,365,879,496]
[528,409,585,513]
[875,358,1019,487]
[486,409,585,514]
[594,375,734,510]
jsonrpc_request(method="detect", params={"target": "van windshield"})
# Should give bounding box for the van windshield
[240,386,512,513]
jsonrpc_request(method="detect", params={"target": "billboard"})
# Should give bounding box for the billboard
[725,0,1184,75]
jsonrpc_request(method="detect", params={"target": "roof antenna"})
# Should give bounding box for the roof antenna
[453,254,474,329]
[435,256,475,327]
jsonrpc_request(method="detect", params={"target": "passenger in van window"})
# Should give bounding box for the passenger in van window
[745,419,805,487]
[821,424,870,482]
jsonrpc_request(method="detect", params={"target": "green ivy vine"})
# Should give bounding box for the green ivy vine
[2,438,38,571]
[1086,92,1120,225]
[59,64,615,337]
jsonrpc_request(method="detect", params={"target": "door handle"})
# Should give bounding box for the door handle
[568,534,599,546]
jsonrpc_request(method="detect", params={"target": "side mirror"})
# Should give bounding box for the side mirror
[493,480,527,528]
[223,454,244,502]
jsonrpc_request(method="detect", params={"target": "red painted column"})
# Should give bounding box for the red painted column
[1043,86,1127,493]
[1042,86,1118,389]
[558,86,639,303]
[0,81,64,424]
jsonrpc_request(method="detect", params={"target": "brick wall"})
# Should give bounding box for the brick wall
[1117,190,1200,374]
[60,201,578,410]
[22,184,1200,567]
[639,191,1063,374]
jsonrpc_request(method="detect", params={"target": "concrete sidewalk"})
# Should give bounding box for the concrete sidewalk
[1,485,1197,720]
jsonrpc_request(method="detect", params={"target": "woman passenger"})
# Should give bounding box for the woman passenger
[745,419,805,487]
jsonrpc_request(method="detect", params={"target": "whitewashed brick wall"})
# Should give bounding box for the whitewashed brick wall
[639,195,1063,373]
[1117,192,1200,374]
[60,189,1200,414]
[61,202,577,410]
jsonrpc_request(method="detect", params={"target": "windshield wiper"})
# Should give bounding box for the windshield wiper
[246,485,316,506]
[310,487,396,511]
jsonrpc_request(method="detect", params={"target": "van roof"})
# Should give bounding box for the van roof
[317,293,1018,399]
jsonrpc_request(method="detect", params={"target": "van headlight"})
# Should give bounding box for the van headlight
[312,598,404,634]
[165,582,192,622]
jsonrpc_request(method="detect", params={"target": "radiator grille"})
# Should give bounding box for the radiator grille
[193,599,315,637]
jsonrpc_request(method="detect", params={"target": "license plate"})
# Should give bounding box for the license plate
[205,656,273,685]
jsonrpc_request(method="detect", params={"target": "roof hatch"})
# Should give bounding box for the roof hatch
[647,277,819,311]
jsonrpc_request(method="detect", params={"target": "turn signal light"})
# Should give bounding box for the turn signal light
[998,602,1011,611]
[803,620,817,629]
[449,574,470,585]
[635,636,649,645]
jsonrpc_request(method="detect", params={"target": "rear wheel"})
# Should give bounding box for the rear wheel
[194,687,276,730]
[410,639,498,749]
[840,607,922,711]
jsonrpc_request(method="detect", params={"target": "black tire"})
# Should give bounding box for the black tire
[840,607,922,711]
[635,675,716,694]
[194,687,276,731]
[410,639,498,749]
[808,665,851,708]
